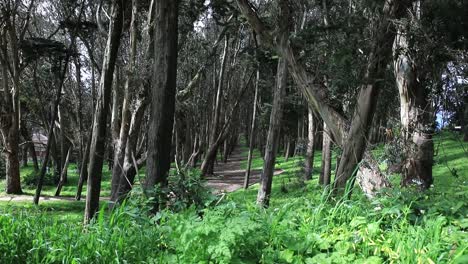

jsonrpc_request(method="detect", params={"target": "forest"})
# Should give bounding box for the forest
[0,0,467,263]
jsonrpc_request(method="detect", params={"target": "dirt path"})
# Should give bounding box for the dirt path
[0,194,109,202]
[205,147,283,193]
[0,147,281,202]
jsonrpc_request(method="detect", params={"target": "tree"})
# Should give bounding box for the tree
[144,0,179,210]
[256,0,290,207]
[85,0,128,223]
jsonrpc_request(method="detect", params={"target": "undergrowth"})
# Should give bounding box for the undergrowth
[0,133,466,263]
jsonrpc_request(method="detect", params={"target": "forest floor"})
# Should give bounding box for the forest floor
[0,145,281,201]
[205,146,283,193]
[0,132,466,263]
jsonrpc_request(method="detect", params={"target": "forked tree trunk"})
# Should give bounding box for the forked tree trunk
[236,0,407,197]
[116,99,148,199]
[320,123,331,186]
[111,0,138,202]
[84,0,127,223]
[144,0,179,204]
[393,11,434,189]
[304,108,315,181]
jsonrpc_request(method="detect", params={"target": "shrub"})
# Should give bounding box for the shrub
[21,170,55,187]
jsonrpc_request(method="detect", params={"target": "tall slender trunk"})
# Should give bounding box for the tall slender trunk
[257,54,287,207]
[304,107,315,181]
[76,128,92,200]
[34,57,69,204]
[244,68,260,188]
[20,121,39,172]
[111,0,139,202]
[393,6,433,189]
[464,95,468,142]
[256,1,290,206]
[55,147,71,196]
[201,36,229,175]
[320,123,331,186]
[144,0,179,206]
[84,0,127,223]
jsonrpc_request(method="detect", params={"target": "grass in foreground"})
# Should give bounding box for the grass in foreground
[0,132,466,263]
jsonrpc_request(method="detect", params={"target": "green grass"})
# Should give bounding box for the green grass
[0,132,466,263]
[0,163,112,197]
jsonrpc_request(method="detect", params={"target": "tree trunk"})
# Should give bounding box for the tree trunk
[144,0,179,206]
[244,68,260,189]
[111,0,138,202]
[236,0,407,197]
[320,123,332,186]
[116,98,148,199]
[201,36,229,175]
[34,57,69,205]
[76,129,92,201]
[304,108,315,181]
[0,64,22,194]
[464,95,468,142]
[55,147,71,196]
[393,11,434,189]
[84,0,127,223]
[20,121,39,172]
[257,1,289,206]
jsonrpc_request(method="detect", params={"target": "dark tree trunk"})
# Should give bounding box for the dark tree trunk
[464,95,468,142]
[256,1,289,206]
[20,121,39,172]
[144,0,179,207]
[84,0,127,223]
[76,129,92,201]
[34,57,69,204]
[304,108,315,181]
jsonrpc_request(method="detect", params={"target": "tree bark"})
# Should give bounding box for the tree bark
[320,123,332,186]
[84,0,127,223]
[304,107,315,181]
[256,0,290,206]
[235,0,408,196]
[20,120,39,172]
[393,8,434,189]
[34,57,69,205]
[244,68,260,189]
[111,0,139,202]
[201,36,229,175]
[55,147,71,196]
[144,0,179,206]
[75,128,92,201]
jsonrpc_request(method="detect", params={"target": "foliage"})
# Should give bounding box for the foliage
[0,134,466,263]
[21,170,56,188]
